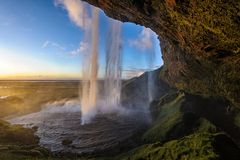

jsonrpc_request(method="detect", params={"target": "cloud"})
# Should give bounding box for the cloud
[54,0,91,57]
[54,0,91,30]
[69,41,88,56]
[42,41,50,48]
[42,41,65,51]
[42,41,65,50]
[129,27,154,50]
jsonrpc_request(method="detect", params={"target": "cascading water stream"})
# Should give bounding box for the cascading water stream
[103,20,122,112]
[79,3,156,125]
[143,28,156,103]
[147,42,156,103]
[80,7,123,124]
[80,7,99,124]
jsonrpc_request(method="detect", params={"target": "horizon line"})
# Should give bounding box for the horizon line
[0,77,134,81]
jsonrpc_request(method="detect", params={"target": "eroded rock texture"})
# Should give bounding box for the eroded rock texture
[84,0,240,107]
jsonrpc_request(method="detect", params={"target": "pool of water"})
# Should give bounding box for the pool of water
[7,100,150,154]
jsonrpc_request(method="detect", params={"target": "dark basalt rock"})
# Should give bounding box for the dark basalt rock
[121,67,173,109]
[62,139,73,146]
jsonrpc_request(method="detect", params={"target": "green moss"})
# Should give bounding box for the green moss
[234,112,240,128]
[0,120,39,145]
[152,0,240,108]
[119,133,223,160]
[168,0,240,53]
[143,93,185,143]
[0,119,52,159]
[197,118,217,133]
[143,92,217,143]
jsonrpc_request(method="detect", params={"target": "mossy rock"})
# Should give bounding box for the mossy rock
[234,111,240,128]
[0,120,54,159]
[118,132,240,160]
[0,120,39,145]
[143,92,217,143]
[143,93,184,142]
[62,139,73,146]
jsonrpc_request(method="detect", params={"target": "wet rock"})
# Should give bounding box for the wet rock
[62,139,73,146]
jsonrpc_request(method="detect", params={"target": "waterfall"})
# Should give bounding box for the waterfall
[80,7,123,124]
[147,50,155,103]
[103,20,122,111]
[80,7,99,125]
[145,29,156,103]
[79,7,156,124]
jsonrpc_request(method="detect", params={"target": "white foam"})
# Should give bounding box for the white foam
[0,96,9,99]
[8,100,81,125]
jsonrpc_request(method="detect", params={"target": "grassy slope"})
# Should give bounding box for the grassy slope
[143,93,185,142]
[116,91,240,160]
[118,133,220,160]
[143,92,217,143]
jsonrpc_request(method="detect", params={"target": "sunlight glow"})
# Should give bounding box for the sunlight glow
[0,47,80,80]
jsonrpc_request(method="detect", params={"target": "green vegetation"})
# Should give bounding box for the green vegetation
[143,93,185,143]
[117,90,240,160]
[0,145,50,160]
[0,119,51,160]
[0,120,38,145]
[143,92,217,143]
[119,133,221,160]
[234,112,240,128]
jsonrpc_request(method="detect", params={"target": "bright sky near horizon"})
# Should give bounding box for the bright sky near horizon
[0,0,163,80]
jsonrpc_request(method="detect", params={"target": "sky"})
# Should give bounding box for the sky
[0,0,163,80]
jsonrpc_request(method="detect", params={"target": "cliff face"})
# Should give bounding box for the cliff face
[84,0,240,107]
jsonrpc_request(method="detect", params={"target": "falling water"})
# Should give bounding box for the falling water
[146,29,156,103]
[79,10,156,123]
[80,7,99,124]
[80,7,123,124]
[103,20,122,111]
